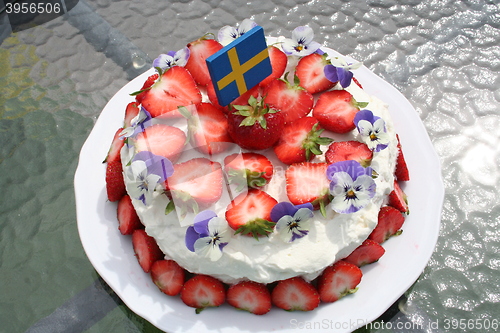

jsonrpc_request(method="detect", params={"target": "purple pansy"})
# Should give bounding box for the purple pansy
[270,202,314,242]
[120,107,152,139]
[281,26,321,57]
[218,19,258,46]
[185,210,231,261]
[153,47,190,70]
[324,56,362,88]
[326,160,376,214]
[354,109,390,152]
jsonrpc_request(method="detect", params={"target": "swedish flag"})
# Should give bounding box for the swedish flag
[206,26,272,106]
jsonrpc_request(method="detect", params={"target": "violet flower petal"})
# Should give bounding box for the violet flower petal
[185,226,199,252]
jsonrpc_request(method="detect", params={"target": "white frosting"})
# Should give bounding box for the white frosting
[121,44,399,285]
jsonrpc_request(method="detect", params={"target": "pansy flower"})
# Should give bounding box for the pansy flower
[354,110,390,152]
[326,160,376,214]
[152,47,190,71]
[324,56,363,88]
[185,210,231,261]
[217,18,258,46]
[270,202,314,242]
[120,106,152,139]
[281,26,321,57]
[125,151,174,205]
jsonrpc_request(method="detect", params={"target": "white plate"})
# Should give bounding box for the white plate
[75,49,444,332]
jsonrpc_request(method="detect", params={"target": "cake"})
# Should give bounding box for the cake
[104,19,410,315]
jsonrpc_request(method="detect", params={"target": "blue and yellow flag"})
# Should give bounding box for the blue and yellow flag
[206,26,272,106]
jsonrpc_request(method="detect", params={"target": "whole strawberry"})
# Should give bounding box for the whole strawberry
[227,95,285,150]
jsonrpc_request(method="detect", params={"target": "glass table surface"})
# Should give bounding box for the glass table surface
[1,0,499,332]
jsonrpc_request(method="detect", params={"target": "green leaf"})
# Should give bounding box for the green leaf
[240,117,257,127]
[165,201,176,215]
[259,117,267,129]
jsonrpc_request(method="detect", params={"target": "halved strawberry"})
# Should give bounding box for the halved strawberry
[104,128,125,163]
[135,73,158,104]
[227,281,271,315]
[368,206,405,243]
[166,158,223,208]
[317,260,363,303]
[313,90,367,134]
[325,140,373,167]
[131,229,164,273]
[262,77,314,123]
[388,180,409,213]
[295,53,336,94]
[343,239,385,267]
[124,102,140,128]
[395,134,410,181]
[271,277,320,311]
[105,160,126,202]
[180,102,233,155]
[285,162,331,213]
[259,46,288,89]
[134,124,186,163]
[225,189,278,239]
[117,195,143,235]
[180,274,226,313]
[224,152,274,190]
[150,259,185,296]
[274,117,333,165]
[185,36,223,86]
[140,66,202,118]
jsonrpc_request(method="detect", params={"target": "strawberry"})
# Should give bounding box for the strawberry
[285,162,331,213]
[317,260,363,303]
[388,180,409,213]
[343,239,385,267]
[124,102,140,128]
[325,140,373,167]
[185,36,223,86]
[262,77,314,123]
[105,160,126,202]
[180,274,226,313]
[180,103,233,155]
[274,117,333,165]
[312,90,367,134]
[227,95,285,150]
[207,83,259,114]
[131,229,164,273]
[140,66,202,118]
[134,124,186,163]
[352,77,363,89]
[395,134,410,181]
[104,128,125,163]
[150,259,185,296]
[295,53,336,94]
[224,152,273,190]
[134,73,158,104]
[227,281,272,315]
[166,158,223,208]
[117,195,143,235]
[225,189,278,239]
[259,46,287,89]
[271,277,320,311]
[368,206,405,243]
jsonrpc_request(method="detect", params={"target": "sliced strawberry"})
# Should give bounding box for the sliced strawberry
[368,206,405,243]
[207,83,259,114]
[262,77,314,123]
[343,239,385,267]
[274,117,333,165]
[135,73,159,104]
[180,274,226,313]
[124,102,140,128]
[151,259,185,296]
[295,53,336,94]
[225,189,278,239]
[325,140,373,167]
[104,128,125,163]
[141,66,202,118]
[227,281,271,315]
[317,260,363,303]
[352,77,363,89]
[134,124,186,163]
[285,162,331,212]
[224,152,273,190]
[259,46,287,89]
[395,134,410,181]
[185,37,223,86]
[313,90,365,134]
[131,229,164,273]
[388,180,409,213]
[117,195,143,235]
[166,158,223,207]
[105,159,126,202]
[271,277,320,311]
